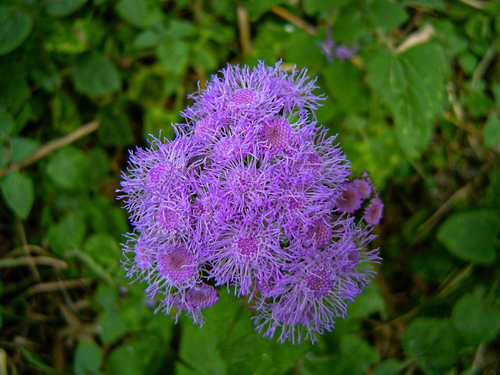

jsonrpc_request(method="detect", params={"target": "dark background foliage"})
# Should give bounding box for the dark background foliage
[1,0,500,374]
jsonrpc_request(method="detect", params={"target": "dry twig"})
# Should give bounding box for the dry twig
[0,257,67,270]
[396,24,435,53]
[29,278,93,294]
[0,119,100,178]
[237,5,252,59]
[270,6,317,36]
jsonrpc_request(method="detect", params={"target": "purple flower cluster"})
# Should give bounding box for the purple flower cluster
[119,62,383,343]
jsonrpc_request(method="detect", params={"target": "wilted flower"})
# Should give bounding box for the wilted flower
[118,61,382,343]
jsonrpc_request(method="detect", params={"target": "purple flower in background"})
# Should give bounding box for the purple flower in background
[320,27,359,62]
[118,61,382,343]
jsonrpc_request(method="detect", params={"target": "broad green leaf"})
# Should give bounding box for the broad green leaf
[375,360,400,375]
[134,30,163,49]
[286,32,324,70]
[179,293,306,375]
[0,6,32,56]
[0,109,15,141]
[303,0,352,14]
[330,7,367,43]
[157,40,190,76]
[73,52,121,96]
[452,293,500,345]
[74,338,102,375]
[464,91,492,119]
[245,0,286,21]
[83,233,120,268]
[1,171,34,219]
[484,113,500,148]
[437,210,500,264]
[367,0,408,31]
[100,309,128,345]
[486,170,500,209]
[180,318,228,375]
[9,137,39,163]
[457,53,478,75]
[367,43,447,156]
[403,318,458,375]
[348,282,387,320]
[51,92,82,134]
[46,0,88,17]
[46,147,90,190]
[0,63,29,113]
[43,20,88,54]
[168,19,197,39]
[97,107,134,146]
[322,60,369,114]
[115,0,162,28]
[107,335,165,375]
[48,213,86,255]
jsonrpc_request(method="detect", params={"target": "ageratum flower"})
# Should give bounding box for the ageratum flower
[118,61,383,343]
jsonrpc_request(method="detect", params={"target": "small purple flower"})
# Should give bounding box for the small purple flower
[364,198,384,226]
[334,46,358,60]
[336,182,362,213]
[118,61,382,343]
[320,27,359,62]
[353,178,372,199]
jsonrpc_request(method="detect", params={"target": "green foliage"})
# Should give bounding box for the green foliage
[367,43,448,156]
[437,210,500,264]
[403,318,459,375]
[74,338,102,375]
[1,0,500,374]
[0,5,32,56]
[452,293,500,346]
[73,52,121,97]
[1,171,34,219]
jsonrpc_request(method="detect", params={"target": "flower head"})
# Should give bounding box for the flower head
[119,61,382,343]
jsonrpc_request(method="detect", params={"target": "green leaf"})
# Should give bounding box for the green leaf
[74,338,102,375]
[1,171,34,219]
[107,335,164,375]
[348,282,387,320]
[100,309,128,345]
[452,293,500,345]
[83,233,120,268]
[46,147,90,190]
[48,213,86,255]
[0,63,29,114]
[0,5,32,56]
[322,60,369,114]
[484,113,500,148]
[9,137,39,163]
[46,0,88,17]
[437,210,500,264]
[115,0,162,28]
[367,0,408,31]
[97,107,134,146]
[51,92,82,134]
[303,0,352,14]
[179,293,306,375]
[330,7,367,43]
[244,0,286,21]
[403,318,459,375]
[0,109,15,141]
[338,335,378,374]
[157,40,190,76]
[375,360,400,375]
[367,43,448,156]
[73,52,121,96]
[133,29,164,49]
